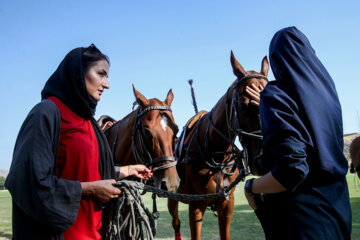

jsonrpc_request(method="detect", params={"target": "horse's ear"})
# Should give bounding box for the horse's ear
[230,50,246,78]
[164,89,174,106]
[260,56,269,77]
[132,84,149,108]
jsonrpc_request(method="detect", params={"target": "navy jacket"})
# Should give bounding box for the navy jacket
[260,26,348,191]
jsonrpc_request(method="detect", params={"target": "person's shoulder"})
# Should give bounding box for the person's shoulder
[264,83,294,99]
[32,99,58,113]
[17,99,61,139]
[27,99,60,120]
[262,84,286,100]
[261,83,298,110]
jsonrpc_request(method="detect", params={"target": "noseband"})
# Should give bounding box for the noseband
[132,106,177,172]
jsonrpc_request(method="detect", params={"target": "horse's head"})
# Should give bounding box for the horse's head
[132,85,180,192]
[229,51,269,175]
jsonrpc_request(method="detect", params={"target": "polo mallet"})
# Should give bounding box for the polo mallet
[188,79,198,114]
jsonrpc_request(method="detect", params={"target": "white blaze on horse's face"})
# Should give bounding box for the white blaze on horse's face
[160,116,168,131]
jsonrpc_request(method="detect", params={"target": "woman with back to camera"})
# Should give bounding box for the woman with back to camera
[5,44,152,239]
[244,27,352,239]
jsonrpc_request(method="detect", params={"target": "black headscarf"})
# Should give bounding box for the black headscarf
[260,27,347,176]
[41,45,115,180]
[41,45,97,119]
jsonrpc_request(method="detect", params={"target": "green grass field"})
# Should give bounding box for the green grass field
[1,174,359,240]
[0,190,12,240]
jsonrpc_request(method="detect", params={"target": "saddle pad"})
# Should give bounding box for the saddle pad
[175,111,207,162]
[184,111,207,146]
[186,110,207,129]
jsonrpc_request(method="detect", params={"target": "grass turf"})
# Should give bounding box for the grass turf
[0,174,359,239]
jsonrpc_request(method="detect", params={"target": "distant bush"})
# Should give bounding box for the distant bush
[0,176,5,189]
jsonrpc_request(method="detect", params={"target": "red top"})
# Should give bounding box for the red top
[49,97,102,240]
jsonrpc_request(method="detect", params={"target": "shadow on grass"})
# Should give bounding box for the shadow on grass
[0,232,12,239]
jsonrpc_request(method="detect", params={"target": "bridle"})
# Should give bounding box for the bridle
[183,74,268,174]
[225,74,268,174]
[226,74,268,140]
[107,106,177,173]
[131,106,177,172]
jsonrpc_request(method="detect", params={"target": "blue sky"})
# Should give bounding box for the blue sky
[0,1,359,170]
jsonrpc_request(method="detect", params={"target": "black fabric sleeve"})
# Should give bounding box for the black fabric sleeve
[114,166,121,180]
[266,134,309,192]
[5,100,82,233]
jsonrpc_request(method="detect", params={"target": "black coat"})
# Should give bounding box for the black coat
[5,100,81,239]
[5,44,115,239]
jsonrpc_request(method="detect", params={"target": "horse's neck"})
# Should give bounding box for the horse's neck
[202,87,236,155]
[113,111,137,166]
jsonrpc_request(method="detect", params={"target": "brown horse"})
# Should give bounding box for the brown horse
[169,51,268,240]
[104,86,180,192]
[350,136,360,178]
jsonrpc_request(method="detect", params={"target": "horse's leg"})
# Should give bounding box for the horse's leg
[217,192,235,240]
[189,201,207,240]
[357,155,360,179]
[168,198,182,240]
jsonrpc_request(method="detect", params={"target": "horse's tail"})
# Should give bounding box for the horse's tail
[188,79,198,114]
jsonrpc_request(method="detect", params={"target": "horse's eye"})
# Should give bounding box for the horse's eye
[143,128,153,139]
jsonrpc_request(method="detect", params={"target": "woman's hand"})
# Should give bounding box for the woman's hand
[244,191,258,210]
[129,164,153,180]
[119,164,153,180]
[101,121,114,131]
[81,179,121,203]
[246,83,264,107]
[244,172,287,210]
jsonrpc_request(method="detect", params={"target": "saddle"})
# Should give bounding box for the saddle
[174,111,207,162]
[186,110,208,129]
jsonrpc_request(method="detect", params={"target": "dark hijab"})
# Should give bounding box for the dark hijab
[260,27,347,176]
[42,45,100,119]
[41,44,115,180]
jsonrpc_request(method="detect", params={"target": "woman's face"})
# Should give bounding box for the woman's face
[85,59,110,101]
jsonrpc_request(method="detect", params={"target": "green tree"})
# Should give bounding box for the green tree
[0,176,5,188]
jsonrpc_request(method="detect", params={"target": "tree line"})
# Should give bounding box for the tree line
[0,176,6,190]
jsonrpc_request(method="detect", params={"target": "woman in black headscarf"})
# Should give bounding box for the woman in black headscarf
[5,44,152,240]
[244,27,352,239]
